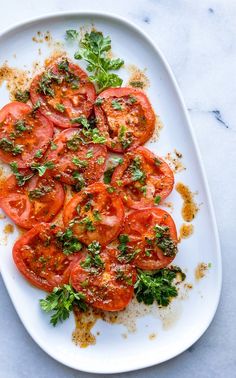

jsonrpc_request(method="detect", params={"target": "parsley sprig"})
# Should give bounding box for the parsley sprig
[66,30,124,92]
[40,284,87,326]
[134,268,185,306]
[10,162,33,187]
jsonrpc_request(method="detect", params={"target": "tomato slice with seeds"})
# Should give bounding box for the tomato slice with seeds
[63,182,124,246]
[13,223,81,292]
[0,101,53,168]
[46,128,107,186]
[94,87,155,152]
[111,147,174,209]
[71,247,136,311]
[0,174,65,229]
[122,208,178,270]
[30,57,96,128]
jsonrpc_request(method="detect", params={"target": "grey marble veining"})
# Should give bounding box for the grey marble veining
[0,1,235,377]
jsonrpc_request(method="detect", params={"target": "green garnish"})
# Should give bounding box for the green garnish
[34,149,43,158]
[70,116,106,145]
[154,195,161,205]
[31,161,54,176]
[29,185,52,199]
[118,125,132,150]
[154,224,177,257]
[55,103,65,113]
[56,228,82,255]
[0,138,24,156]
[50,141,58,150]
[96,156,105,165]
[95,97,104,106]
[38,70,61,97]
[65,29,79,40]
[72,157,88,168]
[40,284,87,326]
[10,162,33,187]
[79,216,96,231]
[72,172,85,191]
[117,234,139,263]
[130,156,146,183]
[80,241,104,271]
[86,149,93,159]
[111,99,122,110]
[134,267,185,306]
[14,89,30,103]
[73,30,124,92]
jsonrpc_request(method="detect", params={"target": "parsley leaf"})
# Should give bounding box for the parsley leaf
[74,30,124,92]
[111,99,122,110]
[29,185,52,199]
[10,162,33,187]
[66,29,79,40]
[0,138,24,156]
[130,156,146,183]
[14,89,30,103]
[134,268,182,306]
[80,241,104,272]
[31,161,54,176]
[56,228,82,255]
[40,284,87,326]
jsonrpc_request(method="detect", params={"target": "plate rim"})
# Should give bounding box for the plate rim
[0,10,222,374]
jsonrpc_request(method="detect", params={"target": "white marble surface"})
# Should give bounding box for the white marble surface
[0,1,235,377]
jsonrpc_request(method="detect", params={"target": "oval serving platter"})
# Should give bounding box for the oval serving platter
[0,12,221,374]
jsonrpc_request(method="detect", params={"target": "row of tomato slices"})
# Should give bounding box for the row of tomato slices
[0,57,178,311]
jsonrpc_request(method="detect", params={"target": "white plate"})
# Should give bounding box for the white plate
[0,12,221,374]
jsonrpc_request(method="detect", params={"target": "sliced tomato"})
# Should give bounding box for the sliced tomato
[71,247,136,311]
[13,223,81,291]
[122,208,178,270]
[30,57,96,128]
[46,128,107,185]
[111,147,174,209]
[0,101,53,168]
[63,182,124,246]
[0,174,65,229]
[94,87,155,152]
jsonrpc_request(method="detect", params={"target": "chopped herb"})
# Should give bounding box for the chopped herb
[32,100,41,113]
[55,103,65,113]
[118,125,132,150]
[127,95,137,104]
[111,99,122,110]
[74,30,124,92]
[134,267,185,306]
[130,156,146,183]
[40,284,87,326]
[38,70,61,97]
[117,234,140,263]
[65,29,79,40]
[50,141,58,150]
[80,241,104,271]
[106,186,115,193]
[0,138,24,156]
[72,157,88,168]
[15,120,27,132]
[72,172,85,191]
[154,196,161,205]
[79,216,96,231]
[86,149,93,158]
[115,268,133,285]
[97,156,105,165]
[14,89,30,103]
[154,224,177,257]
[56,228,82,255]
[93,210,101,221]
[66,132,82,151]
[29,185,52,199]
[70,115,90,128]
[34,149,43,158]
[95,97,104,106]
[10,162,33,186]
[31,161,54,176]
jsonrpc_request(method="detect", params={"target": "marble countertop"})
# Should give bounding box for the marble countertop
[0,1,235,377]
